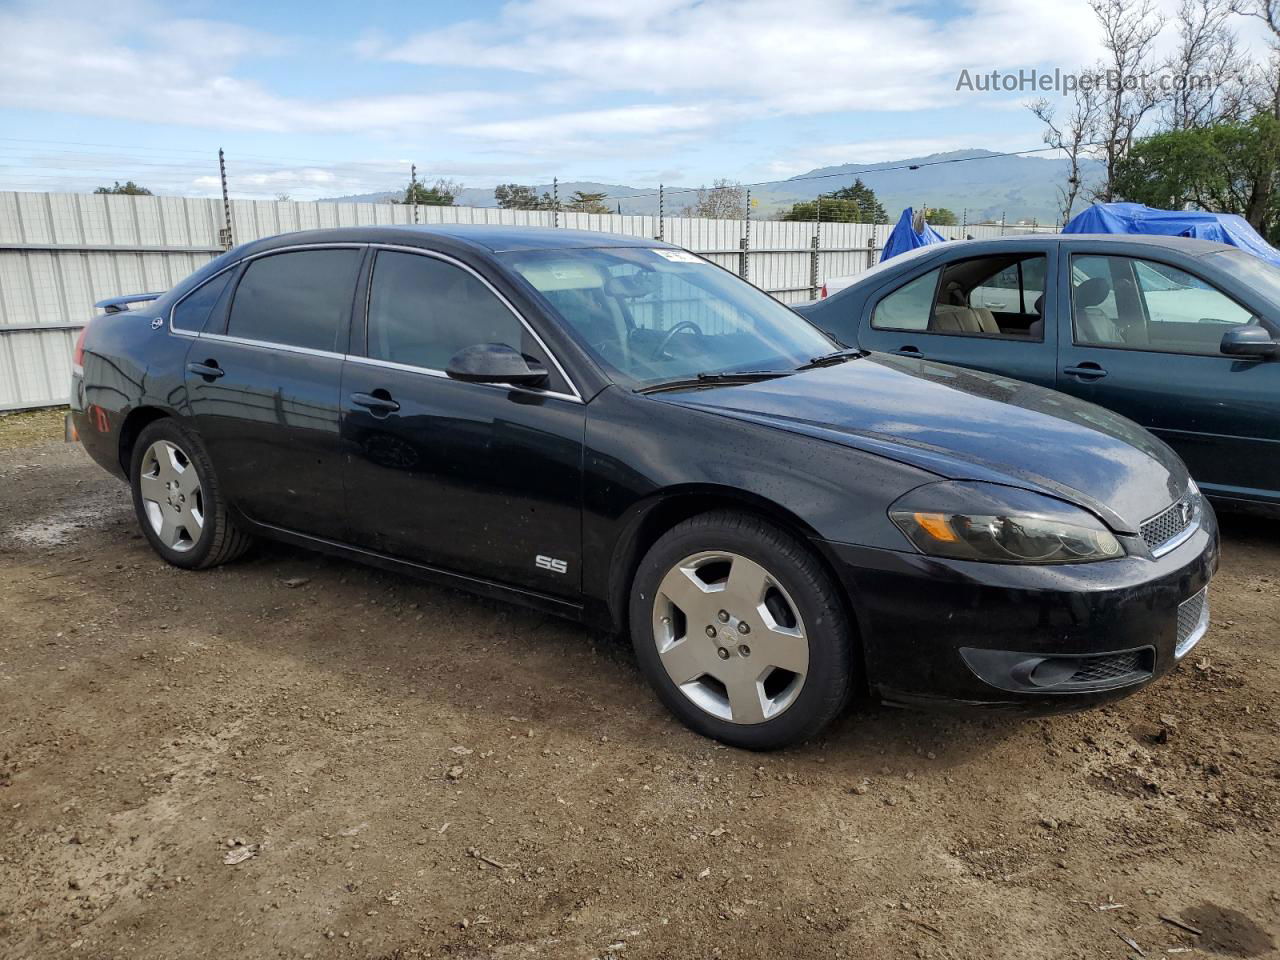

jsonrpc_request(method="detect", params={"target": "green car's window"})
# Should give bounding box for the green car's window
[1071,255,1257,356]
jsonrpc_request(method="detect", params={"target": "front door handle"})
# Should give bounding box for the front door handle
[351,391,400,415]
[897,345,924,358]
[1063,362,1108,380]
[186,360,224,380]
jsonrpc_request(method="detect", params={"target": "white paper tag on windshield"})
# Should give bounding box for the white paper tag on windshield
[652,248,703,264]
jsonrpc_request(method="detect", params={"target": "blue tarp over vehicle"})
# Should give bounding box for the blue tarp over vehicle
[1063,202,1280,266]
[880,207,947,263]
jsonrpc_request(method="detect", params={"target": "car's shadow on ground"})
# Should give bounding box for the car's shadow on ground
[196,537,1052,771]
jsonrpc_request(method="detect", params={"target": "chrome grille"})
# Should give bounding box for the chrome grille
[1140,494,1196,555]
[1068,651,1145,684]
[1176,587,1209,659]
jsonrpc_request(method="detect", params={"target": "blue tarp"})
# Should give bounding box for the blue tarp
[1063,202,1280,267]
[880,207,947,263]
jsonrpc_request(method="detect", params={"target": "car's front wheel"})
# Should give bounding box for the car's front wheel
[629,511,854,750]
[130,419,253,569]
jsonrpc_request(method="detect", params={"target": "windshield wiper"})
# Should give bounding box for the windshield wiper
[635,370,793,395]
[795,348,867,370]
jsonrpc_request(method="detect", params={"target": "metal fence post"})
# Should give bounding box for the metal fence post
[658,184,665,241]
[738,238,748,279]
[218,148,233,249]
[741,188,751,281]
[553,178,559,228]
[868,230,878,270]
[809,235,820,300]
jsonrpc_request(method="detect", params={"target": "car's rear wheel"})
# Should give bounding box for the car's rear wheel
[629,510,853,749]
[130,419,252,569]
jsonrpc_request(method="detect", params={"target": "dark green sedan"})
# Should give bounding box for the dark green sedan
[796,235,1280,517]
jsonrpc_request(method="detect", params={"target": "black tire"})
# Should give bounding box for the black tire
[629,510,853,750]
[129,418,253,570]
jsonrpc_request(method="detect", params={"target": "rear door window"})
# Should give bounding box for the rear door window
[227,249,362,352]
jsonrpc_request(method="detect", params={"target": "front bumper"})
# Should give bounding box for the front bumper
[821,505,1219,710]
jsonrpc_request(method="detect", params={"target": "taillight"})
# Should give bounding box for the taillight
[820,284,828,299]
[72,322,90,371]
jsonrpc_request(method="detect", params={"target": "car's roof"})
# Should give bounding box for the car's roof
[237,224,671,257]
[967,233,1237,256]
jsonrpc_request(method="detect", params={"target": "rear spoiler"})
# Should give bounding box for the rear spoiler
[94,292,164,315]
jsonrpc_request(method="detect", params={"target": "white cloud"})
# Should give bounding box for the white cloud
[0,0,502,134]
[377,0,1107,115]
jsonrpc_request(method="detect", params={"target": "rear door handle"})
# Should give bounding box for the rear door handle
[1063,363,1108,380]
[896,345,924,358]
[351,391,400,414]
[186,360,224,380]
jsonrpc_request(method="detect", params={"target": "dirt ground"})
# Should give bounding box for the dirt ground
[0,409,1277,960]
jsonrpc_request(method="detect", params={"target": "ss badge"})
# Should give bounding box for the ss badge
[535,554,568,574]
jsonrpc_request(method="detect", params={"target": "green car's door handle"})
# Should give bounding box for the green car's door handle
[1063,363,1108,380]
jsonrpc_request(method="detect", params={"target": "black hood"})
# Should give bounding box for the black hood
[658,355,1188,534]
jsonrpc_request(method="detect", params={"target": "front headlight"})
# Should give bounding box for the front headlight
[889,481,1124,564]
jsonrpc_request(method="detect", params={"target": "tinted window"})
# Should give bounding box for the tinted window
[1072,255,1256,355]
[367,251,525,370]
[227,249,362,351]
[172,270,232,332]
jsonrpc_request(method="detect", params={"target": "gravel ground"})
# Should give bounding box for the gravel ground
[0,410,1277,960]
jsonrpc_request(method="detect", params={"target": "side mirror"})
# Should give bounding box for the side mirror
[1220,325,1278,359]
[445,343,549,387]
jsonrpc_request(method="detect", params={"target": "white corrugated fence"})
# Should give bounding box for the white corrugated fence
[0,191,1054,410]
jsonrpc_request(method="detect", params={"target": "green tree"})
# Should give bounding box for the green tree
[95,181,151,195]
[781,179,888,223]
[924,206,959,225]
[568,190,610,214]
[394,177,461,206]
[494,183,557,210]
[1112,115,1280,238]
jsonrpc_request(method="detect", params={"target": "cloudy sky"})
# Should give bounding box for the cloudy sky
[0,0,1271,198]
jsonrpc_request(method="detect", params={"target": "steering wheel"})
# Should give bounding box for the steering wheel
[651,320,704,359]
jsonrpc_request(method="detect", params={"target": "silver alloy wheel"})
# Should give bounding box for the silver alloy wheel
[651,550,809,724]
[138,439,205,553]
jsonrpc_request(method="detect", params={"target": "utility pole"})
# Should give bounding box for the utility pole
[410,164,419,224]
[218,148,233,249]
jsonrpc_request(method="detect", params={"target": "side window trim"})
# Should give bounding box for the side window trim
[1067,252,1258,357]
[356,244,583,402]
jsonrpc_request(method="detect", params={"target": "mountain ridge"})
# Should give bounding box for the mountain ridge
[321,148,1100,224]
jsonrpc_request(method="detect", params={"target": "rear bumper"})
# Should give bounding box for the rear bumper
[821,506,1219,710]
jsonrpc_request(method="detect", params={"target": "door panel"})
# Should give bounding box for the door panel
[340,364,584,596]
[186,342,348,538]
[1055,251,1280,504]
[857,250,1058,388]
[184,247,363,539]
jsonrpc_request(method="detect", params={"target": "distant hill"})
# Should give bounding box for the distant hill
[321,149,1101,224]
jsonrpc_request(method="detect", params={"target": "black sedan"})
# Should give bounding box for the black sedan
[797,234,1280,517]
[71,226,1217,749]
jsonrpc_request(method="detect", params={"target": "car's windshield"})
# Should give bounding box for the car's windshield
[501,246,836,387]
[1205,250,1280,309]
